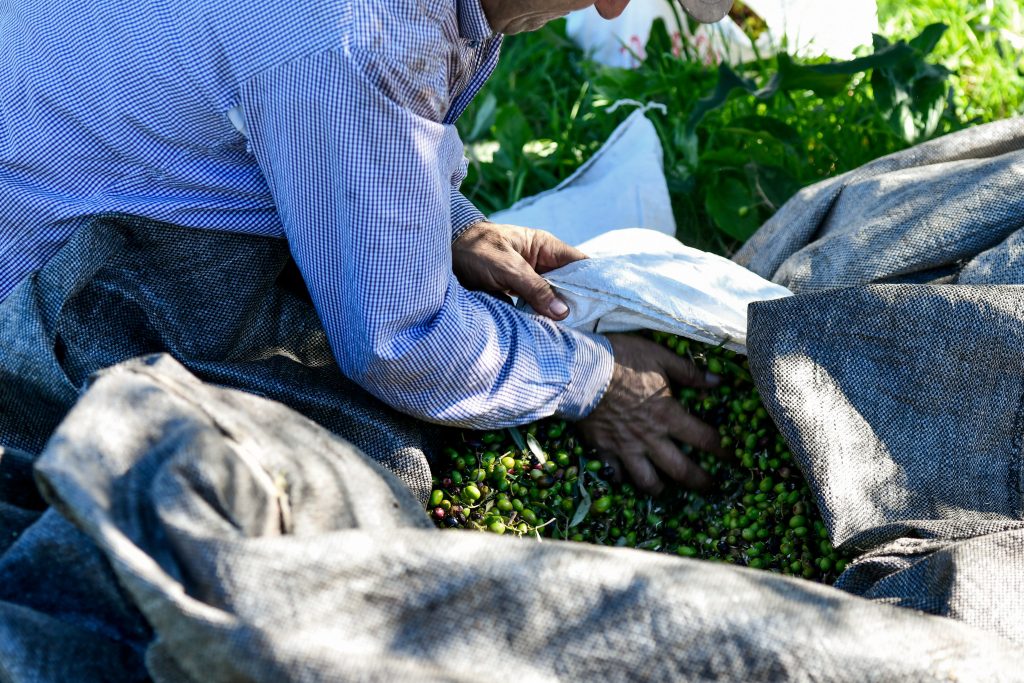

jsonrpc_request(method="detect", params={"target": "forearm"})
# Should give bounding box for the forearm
[345,279,615,427]
[241,47,614,428]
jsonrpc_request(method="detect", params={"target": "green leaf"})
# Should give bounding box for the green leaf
[714,129,791,169]
[744,163,800,212]
[525,432,547,464]
[757,43,916,99]
[684,32,937,139]
[705,176,762,240]
[507,427,527,453]
[893,103,916,142]
[645,18,675,66]
[866,24,952,143]
[569,473,592,528]
[466,94,498,142]
[912,73,950,140]
[757,53,851,99]
[493,103,533,152]
[685,62,758,136]
[669,119,699,168]
[870,68,897,113]
[909,23,948,56]
[730,116,802,151]
[699,148,751,169]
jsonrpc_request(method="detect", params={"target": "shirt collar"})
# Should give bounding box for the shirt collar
[457,0,496,43]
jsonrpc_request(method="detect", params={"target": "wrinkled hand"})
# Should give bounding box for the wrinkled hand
[578,334,723,494]
[452,221,585,320]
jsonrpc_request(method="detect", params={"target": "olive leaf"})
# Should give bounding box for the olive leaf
[507,426,527,453]
[569,472,592,528]
[525,432,547,464]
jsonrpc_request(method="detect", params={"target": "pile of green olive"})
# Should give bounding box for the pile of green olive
[428,333,849,583]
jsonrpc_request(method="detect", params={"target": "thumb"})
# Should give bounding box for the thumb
[508,259,570,320]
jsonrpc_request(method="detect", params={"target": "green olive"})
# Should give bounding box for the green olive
[426,334,850,583]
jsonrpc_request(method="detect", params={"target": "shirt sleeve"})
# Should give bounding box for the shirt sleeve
[239,48,614,428]
[450,186,485,242]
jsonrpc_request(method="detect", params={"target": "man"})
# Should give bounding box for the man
[0,0,731,492]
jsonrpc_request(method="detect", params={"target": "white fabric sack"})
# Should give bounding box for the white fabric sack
[521,228,793,352]
[566,0,877,67]
[490,107,676,245]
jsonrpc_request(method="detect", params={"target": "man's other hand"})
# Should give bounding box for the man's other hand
[452,221,585,320]
[578,334,724,494]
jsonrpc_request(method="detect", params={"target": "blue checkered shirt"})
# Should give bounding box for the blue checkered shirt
[0,0,614,427]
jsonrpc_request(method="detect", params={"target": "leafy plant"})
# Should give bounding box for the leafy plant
[870,25,954,143]
[659,18,956,241]
[878,0,1024,122]
[458,16,959,251]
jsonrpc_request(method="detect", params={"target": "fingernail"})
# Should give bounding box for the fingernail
[705,372,721,385]
[549,299,569,317]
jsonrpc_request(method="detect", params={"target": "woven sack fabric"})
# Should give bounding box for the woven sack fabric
[5,354,1018,682]
[0,214,435,681]
[736,118,1024,651]
[0,214,438,503]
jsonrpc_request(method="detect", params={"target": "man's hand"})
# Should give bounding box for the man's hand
[578,334,723,494]
[452,221,585,320]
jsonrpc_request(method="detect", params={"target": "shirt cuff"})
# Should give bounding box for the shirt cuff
[555,331,616,421]
[451,187,486,242]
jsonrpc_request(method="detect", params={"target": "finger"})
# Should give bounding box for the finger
[665,400,727,458]
[654,343,721,388]
[644,436,713,491]
[506,257,571,320]
[532,231,588,273]
[618,447,663,495]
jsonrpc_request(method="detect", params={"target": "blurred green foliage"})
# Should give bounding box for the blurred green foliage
[878,0,1024,122]
[456,1,1022,254]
